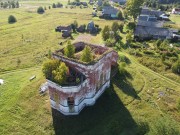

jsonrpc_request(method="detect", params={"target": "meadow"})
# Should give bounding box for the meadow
[0,1,180,135]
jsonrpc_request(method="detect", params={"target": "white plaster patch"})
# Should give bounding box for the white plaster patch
[0,79,4,85]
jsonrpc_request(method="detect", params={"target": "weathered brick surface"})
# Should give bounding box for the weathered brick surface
[48,42,118,107]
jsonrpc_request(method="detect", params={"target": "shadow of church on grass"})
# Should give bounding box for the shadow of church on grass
[51,84,148,135]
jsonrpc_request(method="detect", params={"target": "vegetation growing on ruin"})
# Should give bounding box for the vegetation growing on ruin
[80,46,93,63]
[0,0,180,134]
[42,59,68,85]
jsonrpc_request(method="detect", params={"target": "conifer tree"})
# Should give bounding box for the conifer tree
[64,41,75,58]
[111,22,119,34]
[102,25,110,41]
[80,46,93,63]
[52,62,68,84]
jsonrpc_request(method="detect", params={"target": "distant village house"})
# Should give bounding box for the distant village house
[172,8,180,14]
[55,25,72,38]
[102,6,118,19]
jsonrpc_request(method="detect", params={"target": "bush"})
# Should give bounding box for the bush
[97,6,102,11]
[118,62,126,75]
[42,60,68,85]
[105,38,116,47]
[126,31,133,45]
[42,59,60,79]
[37,6,45,14]
[143,50,154,55]
[169,57,178,62]
[8,15,17,23]
[126,22,136,30]
[52,3,56,8]
[117,10,124,20]
[56,2,63,8]
[111,22,119,34]
[52,62,68,84]
[119,23,124,33]
[149,117,180,135]
[163,60,172,69]
[155,39,162,48]
[172,59,180,74]
[131,43,141,48]
[119,55,131,63]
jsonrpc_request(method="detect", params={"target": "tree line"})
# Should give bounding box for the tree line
[0,1,19,9]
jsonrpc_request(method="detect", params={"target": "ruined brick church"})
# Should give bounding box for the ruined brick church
[47,42,118,115]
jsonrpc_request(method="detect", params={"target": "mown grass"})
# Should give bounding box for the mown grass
[0,1,180,135]
[0,68,54,134]
[165,14,180,29]
[1,59,179,134]
[0,2,119,72]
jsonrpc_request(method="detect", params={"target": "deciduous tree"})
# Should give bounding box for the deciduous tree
[52,62,68,84]
[125,0,144,21]
[42,59,60,79]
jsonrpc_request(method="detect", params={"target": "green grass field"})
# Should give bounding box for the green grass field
[0,1,180,135]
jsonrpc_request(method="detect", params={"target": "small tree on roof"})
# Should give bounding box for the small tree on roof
[80,46,93,63]
[52,62,68,84]
[42,59,60,79]
[64,40,75,58]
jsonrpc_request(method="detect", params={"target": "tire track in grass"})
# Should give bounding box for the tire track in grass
[0,66,41,75]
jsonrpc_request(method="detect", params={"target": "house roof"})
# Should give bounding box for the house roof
[102,6,118,15]
[97,0,103,6]
[89,0,94,3]
[56,25,72,31]
[137,20,164,28]
[134,25,172,38]
[111,0,126,3]
[137,14,163,27]
[141,8,164,17]
[81,2,87,6]
[138,15,148,21]
[138,15,158,21]
[148,16,157,22]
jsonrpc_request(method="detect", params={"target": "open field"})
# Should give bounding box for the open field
[0,1,180,135]
[0,1,117,72]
